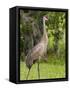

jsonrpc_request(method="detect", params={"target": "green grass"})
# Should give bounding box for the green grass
[20,55,65,80]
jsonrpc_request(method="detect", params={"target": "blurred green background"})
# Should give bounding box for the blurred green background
[20,10,66,80]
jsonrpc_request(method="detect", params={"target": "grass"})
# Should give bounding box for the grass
[20,54,65,80]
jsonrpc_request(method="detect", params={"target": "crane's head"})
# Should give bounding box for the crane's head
[43,16,48,21]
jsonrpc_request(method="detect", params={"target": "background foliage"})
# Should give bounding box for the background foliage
[20,10,66,80]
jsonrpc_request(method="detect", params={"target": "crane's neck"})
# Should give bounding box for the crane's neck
[41,17,48,44]
[43,17,47,36]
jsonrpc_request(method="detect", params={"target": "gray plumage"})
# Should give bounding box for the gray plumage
[25,16,48,69]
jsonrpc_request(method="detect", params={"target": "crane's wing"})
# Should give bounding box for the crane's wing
[27,43,44,60]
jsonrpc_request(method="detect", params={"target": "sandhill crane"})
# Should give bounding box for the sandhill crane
[25,16,48,80]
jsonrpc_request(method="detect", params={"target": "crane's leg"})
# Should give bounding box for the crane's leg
[37,57,40,79]
[26,68,31,80]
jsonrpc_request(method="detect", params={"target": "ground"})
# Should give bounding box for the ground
[20,54,65,80]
